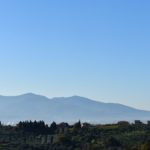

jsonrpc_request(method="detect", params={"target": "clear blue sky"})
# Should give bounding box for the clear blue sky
[0,0,150,110]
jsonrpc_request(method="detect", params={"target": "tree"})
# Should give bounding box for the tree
[50,122,57,133]
[74,121,81,129]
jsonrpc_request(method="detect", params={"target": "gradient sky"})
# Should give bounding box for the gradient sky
[0,0,150,110]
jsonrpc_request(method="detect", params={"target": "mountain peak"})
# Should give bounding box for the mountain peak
[70,95,86,99]
[21,93,39,97]
[68,95,100,103]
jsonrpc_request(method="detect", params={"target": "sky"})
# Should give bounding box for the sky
[0,0,150,110]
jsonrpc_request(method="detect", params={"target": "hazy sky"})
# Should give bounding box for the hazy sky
[0,0,150,110]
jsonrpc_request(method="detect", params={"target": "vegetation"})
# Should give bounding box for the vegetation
[0,120,150,149]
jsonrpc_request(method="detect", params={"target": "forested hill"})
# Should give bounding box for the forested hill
[0,120,150,150]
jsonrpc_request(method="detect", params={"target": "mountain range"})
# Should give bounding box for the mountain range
[0,93,150,124]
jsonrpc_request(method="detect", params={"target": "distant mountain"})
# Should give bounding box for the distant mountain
[0,93,150,123]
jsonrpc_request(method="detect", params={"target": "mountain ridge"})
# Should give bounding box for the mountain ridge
[0,93,149,123]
